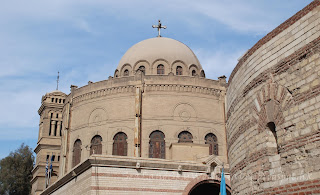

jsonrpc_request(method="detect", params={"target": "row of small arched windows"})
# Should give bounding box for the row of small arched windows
[120,65,205,77]
[72,131,218,167]
[51,98,65,104]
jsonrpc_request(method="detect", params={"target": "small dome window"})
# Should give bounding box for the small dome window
[138,66,145,73]
[176,66,183,75]
[200,70,205,78]
[114,70,119,78]
[124,69,129,76]
[192,70,196,76]
[157,64,165,75]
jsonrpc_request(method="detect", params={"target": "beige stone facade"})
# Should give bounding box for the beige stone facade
[32,37,230,194]
[32,1,320,194]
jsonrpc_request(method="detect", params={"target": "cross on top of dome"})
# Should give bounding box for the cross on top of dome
[152,20,166,37]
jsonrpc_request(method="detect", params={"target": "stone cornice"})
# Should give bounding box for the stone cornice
[72,79,225,104]
[38,102,64,115]
[145,84,223,97]
[73,85,136,104]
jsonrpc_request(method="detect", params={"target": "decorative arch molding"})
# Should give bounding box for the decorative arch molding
[172,102,198,122]
[174,127,197,140]
[151,58,170,74]
[189,64,199,71]
[109,127,134,142]
[189,64,199,76]
[251,81,294,153]
[71,135,82,149]
[133,60,150,74]
[144,126,167,141]
[182,175,232,195]
[171,60,188,75]
[201,129,222,140]
[88,130,103,142]
[88,108,108,127]
[120,63,132,76]
[251,81,294,133]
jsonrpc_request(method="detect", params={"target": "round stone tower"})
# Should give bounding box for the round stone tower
[226,1,320,194]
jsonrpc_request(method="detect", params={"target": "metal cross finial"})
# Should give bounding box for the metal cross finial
[56,71,59,90]
[152,20,166,37]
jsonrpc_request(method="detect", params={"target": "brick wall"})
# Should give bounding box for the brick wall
[226,1,320,194]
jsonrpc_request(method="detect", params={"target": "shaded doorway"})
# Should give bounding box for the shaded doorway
[189,181,231,195]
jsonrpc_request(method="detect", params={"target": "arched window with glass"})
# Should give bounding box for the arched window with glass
[113,132,128,156]
[149,130,165,159]
[205,133,218,155]
[157,64,165,75]
[72,139,82,168]
[178,131,193,143]
[90,135,102,155]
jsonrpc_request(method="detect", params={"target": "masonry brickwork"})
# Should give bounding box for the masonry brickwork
[226,0,320,194]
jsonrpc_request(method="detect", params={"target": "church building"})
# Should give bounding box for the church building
[31,1,320,194]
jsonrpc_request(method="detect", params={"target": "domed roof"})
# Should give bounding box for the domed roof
[115,37,204,77]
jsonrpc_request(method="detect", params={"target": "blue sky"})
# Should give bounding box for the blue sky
[0,0,313,158]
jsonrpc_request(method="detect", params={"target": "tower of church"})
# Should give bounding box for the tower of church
[31,90,66,195]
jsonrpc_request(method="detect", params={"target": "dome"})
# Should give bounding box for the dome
[115,37,204,77]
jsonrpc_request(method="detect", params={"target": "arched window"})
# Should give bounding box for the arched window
[176,66,183,75]
[149,130,165,159]
[192,70,197,76]
[114,70,119,78]
[138,66,145,73]
[205,133,218,155]
[124,69,129,76]
[200,70,205,78]
[90,135,102,155]
[267,122,279,153]
[157,64,165,75]
[113,132,128,156]
[178,131,193,143]
[72,139,82,168]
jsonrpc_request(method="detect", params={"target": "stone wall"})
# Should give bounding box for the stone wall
[226,1,320,194]
[60,74,227,174]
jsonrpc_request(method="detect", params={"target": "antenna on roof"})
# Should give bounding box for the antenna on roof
[56,71,59,90]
